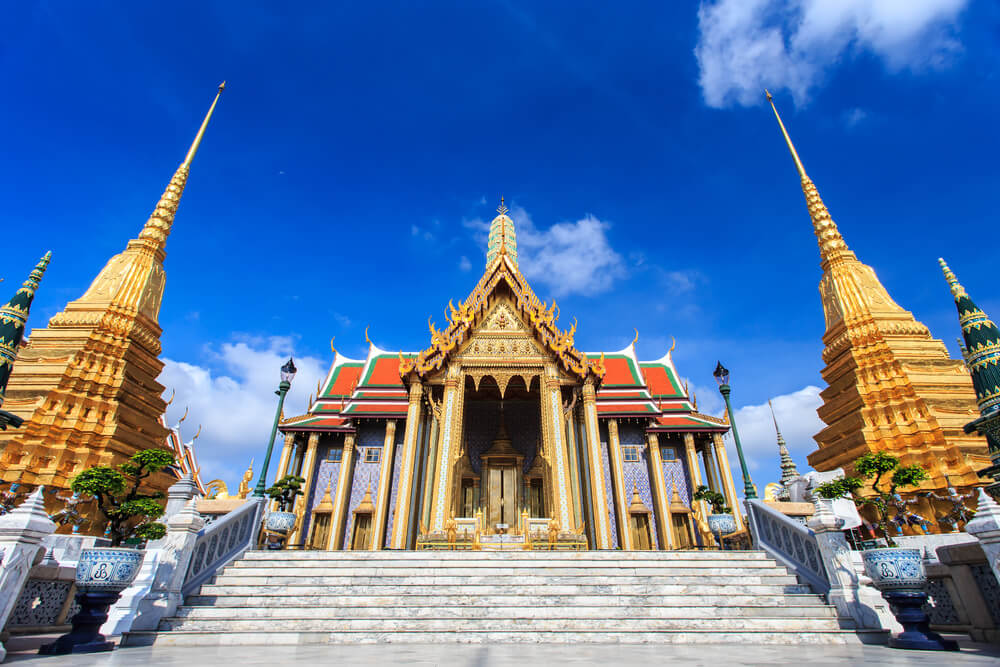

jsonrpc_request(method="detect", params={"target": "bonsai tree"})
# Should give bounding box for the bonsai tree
[693,485,731,514]
[70,448,176,547]
[814,451,928,547]
[265,474,305,512]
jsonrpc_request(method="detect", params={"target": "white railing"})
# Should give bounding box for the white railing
[182,496,264,596]
[745,498,829,594]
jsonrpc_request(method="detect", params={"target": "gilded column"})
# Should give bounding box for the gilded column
[581,378,611,548]
[370,419,397,550]
[288,431,320,545]
[606,419,633,550]
[712,432,745,530]
[683,433,708,522]
[391,379,424,548]
[271,432,296,511]
[564,404,583,529]
[420,413,439,532]
[702,444,721,493]
[430,363,465,531]
[646,432,673,550]
[328,433,356,549]
[540,363,574,530]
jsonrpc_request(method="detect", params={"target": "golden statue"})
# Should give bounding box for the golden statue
[237,458,254,499]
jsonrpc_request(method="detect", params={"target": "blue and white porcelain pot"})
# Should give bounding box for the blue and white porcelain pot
[265,510,297,535]
[707,513,737,536]
[76,547,143,593]
[862,547,925,592]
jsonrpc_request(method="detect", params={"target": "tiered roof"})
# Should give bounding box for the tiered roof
[281,201,727,435]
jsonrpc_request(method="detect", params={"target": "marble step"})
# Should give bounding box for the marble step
[123,629,866,647]
[221,565,792,577]
[185,593,828,608]
[206,574,800,587]
[230,558,781,569]
[159,616,851,633]
[239,550,772,561]
[196,582,814,596]
[174,604,838,620]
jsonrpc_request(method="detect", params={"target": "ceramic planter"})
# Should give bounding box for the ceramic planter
[706,513,737,537]
[861,547,924,592]
[265,510,297,535]
[75,547,144,593]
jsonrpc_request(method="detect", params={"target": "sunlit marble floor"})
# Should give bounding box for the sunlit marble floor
[5,638,1000,667]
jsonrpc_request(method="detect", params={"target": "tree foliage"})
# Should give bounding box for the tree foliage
[265,475,305,512]
[70,448,174,547]
[813,452,928,547]
[693,485,731,514]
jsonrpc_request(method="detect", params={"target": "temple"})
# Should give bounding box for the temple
[767,92,991,519]
[277,200,741,550]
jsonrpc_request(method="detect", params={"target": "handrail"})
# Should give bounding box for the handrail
[745,498,829,594]
[182,496,265,596]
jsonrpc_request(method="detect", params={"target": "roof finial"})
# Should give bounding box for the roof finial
[765,90,806,180]
[497,196,508,216]
[138,84,225,252]
[183,81,225,168]
[938,257,967,299]
[766,90,852,267]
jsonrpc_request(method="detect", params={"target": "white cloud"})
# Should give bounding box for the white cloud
[458,255,472,272]
[695,0,969,108]
[715,385,826,498]
[158,336,326,488]
[843,107,868,129]
[509,205,627,297]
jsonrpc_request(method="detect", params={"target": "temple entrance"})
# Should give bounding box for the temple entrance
[485,461,518,530]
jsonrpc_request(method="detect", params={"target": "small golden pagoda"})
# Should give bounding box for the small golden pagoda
[767,92,989,524]
[0,84,225,508]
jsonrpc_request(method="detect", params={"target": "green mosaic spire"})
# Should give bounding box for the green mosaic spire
[940,258,1000,416]
[486,197,518,267]
[0,252,51,404]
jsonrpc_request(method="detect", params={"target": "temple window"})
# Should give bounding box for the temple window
[660,446,678,461]
[622,446,640,462]
[528,478,545,517]
[326,447,343,462]
[365,447,381,464]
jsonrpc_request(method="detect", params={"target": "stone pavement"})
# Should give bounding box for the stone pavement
[4,640,1000,666]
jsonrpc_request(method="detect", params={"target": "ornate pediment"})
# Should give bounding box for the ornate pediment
[398,256,603,381]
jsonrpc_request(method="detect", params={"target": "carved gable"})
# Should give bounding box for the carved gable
[459,299,548,364]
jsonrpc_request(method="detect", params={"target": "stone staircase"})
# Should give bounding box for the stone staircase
[123,550,872,646]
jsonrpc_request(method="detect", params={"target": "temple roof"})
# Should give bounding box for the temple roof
[280,199,728,435]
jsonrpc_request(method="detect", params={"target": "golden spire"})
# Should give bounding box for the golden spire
[137,82,225,253]
[766,90,852,267]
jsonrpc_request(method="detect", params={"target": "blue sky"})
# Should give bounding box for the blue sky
[3,1,998,491]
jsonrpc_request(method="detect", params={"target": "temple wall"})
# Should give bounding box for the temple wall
[383,423,406,548]
[342,422,386,548]
[598,422,619,549]
[619,423,659,549]
[301,435,343,542]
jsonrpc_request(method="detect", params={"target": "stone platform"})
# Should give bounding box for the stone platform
[120,550,881,646]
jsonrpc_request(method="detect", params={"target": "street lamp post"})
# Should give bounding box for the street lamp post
[254,357,297,497]
[713,361,757,500]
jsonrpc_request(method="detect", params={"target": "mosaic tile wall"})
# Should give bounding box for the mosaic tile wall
[619,423,659,549]
[599,423,619,549]
[383,423,407,548]
[301,435,343,544]
[341,421,386,548]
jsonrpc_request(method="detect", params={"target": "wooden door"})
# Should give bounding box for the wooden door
[630,514,652,550]
[351,514,372,550]
[671,514,692,549]
[309,513,331,550]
